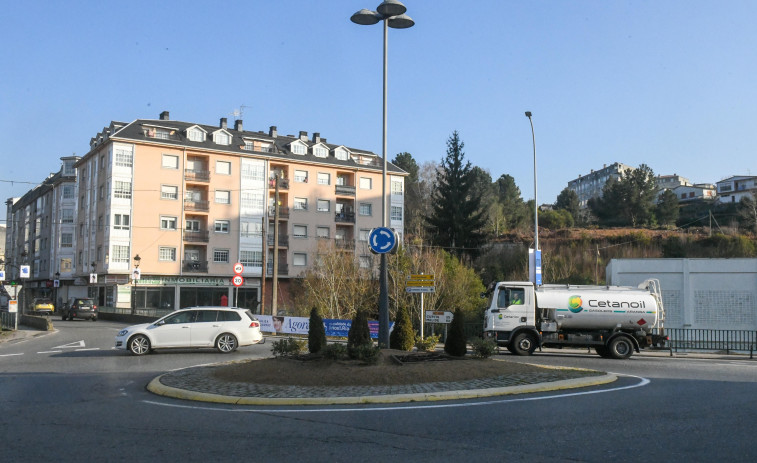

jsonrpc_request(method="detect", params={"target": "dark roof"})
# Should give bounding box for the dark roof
[90,118,407,175]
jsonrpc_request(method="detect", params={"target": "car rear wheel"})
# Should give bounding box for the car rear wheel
[61,313,67,321]
[129,335,151,356]
[216,333,238,353]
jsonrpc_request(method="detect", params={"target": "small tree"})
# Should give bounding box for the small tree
[389,305,415,351]
[444,308,467,357]
[308,306,327,354]
[347,310,372,358]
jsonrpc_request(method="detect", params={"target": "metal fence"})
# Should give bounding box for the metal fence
[1,311,18,330]
[666,328,757,356]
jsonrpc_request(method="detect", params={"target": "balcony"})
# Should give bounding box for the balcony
[266,262,289,276]
[185,169,210,182]
[268,178,290,190]
[335,185,356,196]
[335,212,355,224]
[183,230,209,243]
[184,200,209,212]
[183,260,208,273]
[267,234,289,247]
[335,239,355,250]
[268,206,290,219]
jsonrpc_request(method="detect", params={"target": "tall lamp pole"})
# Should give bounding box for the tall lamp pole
[131,254,141,315]
[351,0,414,348]
[525,111,539,285]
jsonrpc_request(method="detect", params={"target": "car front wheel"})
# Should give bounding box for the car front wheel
[216,333,238,353]
[129,335,151,356]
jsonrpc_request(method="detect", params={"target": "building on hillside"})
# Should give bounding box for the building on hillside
[664,184,717,203]
[50,111,405,315]
[716,175,757,204]
[566,162,633,208]
[655,174,691,191]
[4,158,79,310]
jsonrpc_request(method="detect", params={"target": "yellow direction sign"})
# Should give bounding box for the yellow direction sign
[409,274,434,280]
[406,280,435,287]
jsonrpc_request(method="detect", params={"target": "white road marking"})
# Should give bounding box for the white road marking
[54,340,85,349]
[0,353,24,357]
[75,348,100,352]
[143,374,651,414]
[37,350,63,354]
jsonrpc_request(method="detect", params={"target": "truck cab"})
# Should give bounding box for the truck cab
[484,282,538,354]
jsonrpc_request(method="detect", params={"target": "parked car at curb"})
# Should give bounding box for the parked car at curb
[32,298,55,314]
[115,306,263,355]
[61,298,98,321]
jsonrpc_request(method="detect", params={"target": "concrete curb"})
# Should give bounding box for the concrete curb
[146,372,617,406]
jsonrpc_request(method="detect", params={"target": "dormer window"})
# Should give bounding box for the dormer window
[291,140,307,155]
[313,144,328,158]
[187,127,206,142]
[335,147,350,161]
[213,131,232,145]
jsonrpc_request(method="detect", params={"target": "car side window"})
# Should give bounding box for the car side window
[164,311,196,324]
[195,310,218,323]
[218,311,241,322]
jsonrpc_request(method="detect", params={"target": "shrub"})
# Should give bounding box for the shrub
[389,305,415,351]
[347,310,372,358]
[469,337,497,358]
[323,343,348,360]
[271,337,306,357]
[444,308,467,357]
[415,334,440,352]
[308,307,327,354]
[350,344,380,365]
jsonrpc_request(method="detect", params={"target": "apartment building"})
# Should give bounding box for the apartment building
[566,162,633,208]
[69,111,405,313]
[716,175,757,204]
[655,174,691,191]
[4,157,79,308]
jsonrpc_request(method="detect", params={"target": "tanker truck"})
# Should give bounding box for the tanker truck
[483,279,666,359]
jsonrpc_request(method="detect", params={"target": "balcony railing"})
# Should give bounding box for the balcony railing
[335,185,356,196]
[268,178,290,189]
[268,206,290,218]
[335,239,355,250]
[267,234,289,247]
[182,260,208,273]
[266,263,289,276]
[185,169,210,182]
[183,230,209,243]
[184,200,209,212]
[335,212,355,223]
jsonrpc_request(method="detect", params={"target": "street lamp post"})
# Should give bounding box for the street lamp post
[351,0,415,348]
[131,254,141,315]
[525,111,540,285]
[54,271,60,312]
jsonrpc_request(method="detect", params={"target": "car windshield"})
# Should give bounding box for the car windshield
[36,299,52,304]
[76,299,92,306]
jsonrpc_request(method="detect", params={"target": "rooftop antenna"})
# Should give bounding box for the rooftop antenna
[230,105,250,121]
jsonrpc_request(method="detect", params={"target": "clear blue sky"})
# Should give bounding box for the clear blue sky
[2,0,756,224]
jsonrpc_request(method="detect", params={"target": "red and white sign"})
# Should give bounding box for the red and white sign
[232,275,244,287]
[233,262,244,274]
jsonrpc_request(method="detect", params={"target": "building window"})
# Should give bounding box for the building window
[391,180,403,195]
[61,233,73,248]
[99,185,105,200]
[115,148,133,167]
[359,177,372,189]
[240,250,262,267]
[294,197,308,211]
[359,256,372,269]
[317,199,330,212]
[213,249,230,263]
[291,143,306,155]
[314,146,328,158]
[215,190,231,204]
[216,161,231,175]
[112,245,130,263]
[161,185,178,200]
[240,221,262,238]
[114,181,132,199]
[317,172,330,185]
[214,132,231,145]
[114,214,130,230]
[391,206,403,221]
[241,162,265,181]
[293,225,307,238]
[159,247,177,261]
[359,229,370,241]
[162,154,179,169]
[61,209,74,224]
[62,185,74,199]
[335,148,349,161]
[359,203,372,216]
[293,252,307,266]
[317,226,330,238]
[161,216,177,230]
[294,170,308,183]
[214,220,230,233]
[188,128,205,142]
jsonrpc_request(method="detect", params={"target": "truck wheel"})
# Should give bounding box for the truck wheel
[595,346,611,358]
[511,333,537,356]
[608,336,634,359]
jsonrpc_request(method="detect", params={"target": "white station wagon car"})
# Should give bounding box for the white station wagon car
[115,306,263,355]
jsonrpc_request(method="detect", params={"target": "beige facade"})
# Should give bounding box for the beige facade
[72,113,405,314]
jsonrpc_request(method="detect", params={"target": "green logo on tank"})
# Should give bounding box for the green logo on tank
[568,296,583,313]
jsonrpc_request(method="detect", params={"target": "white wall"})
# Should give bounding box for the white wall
[606,258,757,330]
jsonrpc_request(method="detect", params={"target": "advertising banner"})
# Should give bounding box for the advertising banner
[257,315,389,339]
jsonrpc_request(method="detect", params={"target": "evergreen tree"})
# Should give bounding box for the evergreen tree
[347,310,372,357]
[444,308,467,357]
[495,174,526,230]
[392,152,424,237]
[307,307,327,354]
[426,131,487,259]
[589,164,657,227]
[389,305,415,351]
[655,189,680,227]
[555,188,580,224]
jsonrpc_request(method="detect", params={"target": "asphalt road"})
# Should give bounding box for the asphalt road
[1,320,756,462]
